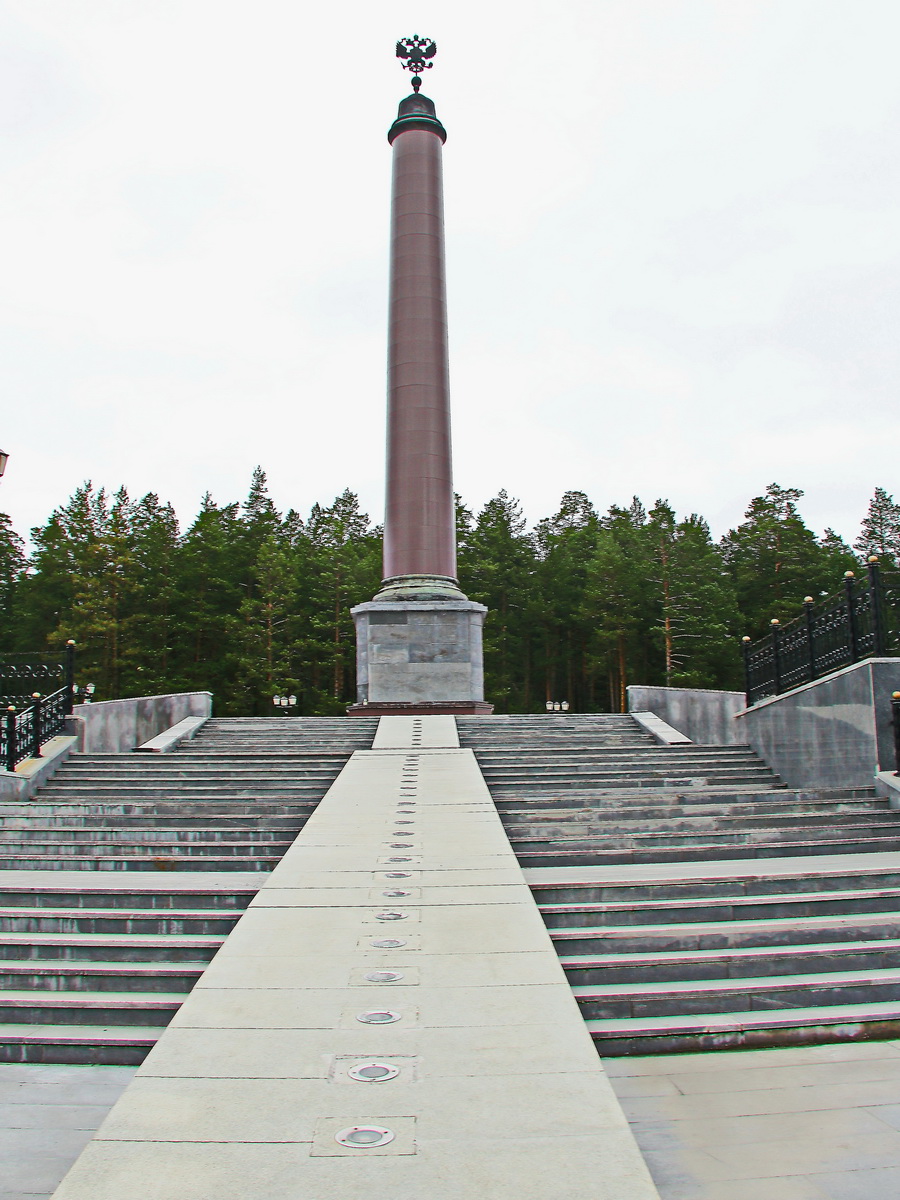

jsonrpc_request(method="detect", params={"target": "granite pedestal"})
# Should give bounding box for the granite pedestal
[348,600,491,717]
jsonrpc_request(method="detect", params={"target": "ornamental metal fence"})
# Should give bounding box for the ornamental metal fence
[741,560,900,706]
[0,643,76,771]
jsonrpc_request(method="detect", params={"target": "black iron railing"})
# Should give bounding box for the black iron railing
[742,560,900,706]
[0,643,76,772]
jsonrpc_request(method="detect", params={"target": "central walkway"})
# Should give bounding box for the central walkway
[46,715,658,1200]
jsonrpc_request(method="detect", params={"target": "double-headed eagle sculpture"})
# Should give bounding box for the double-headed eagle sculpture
[396,35,436,93]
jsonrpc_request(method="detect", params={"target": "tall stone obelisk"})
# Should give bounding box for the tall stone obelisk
[349,37,491,716]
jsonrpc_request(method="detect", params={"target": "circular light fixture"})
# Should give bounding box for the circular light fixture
[375,910,407,921]
[334,1125,395,1148]
[347,1061,401,1083]
[370,937,406,948]
[356,1009,402,1024]
[387,856,412,862]
[389,843,413,849]
[364,970,404,982]
[384,871,411,878]
[382,889,411,897]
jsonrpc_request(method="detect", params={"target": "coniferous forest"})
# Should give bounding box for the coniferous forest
[1,471,898,715]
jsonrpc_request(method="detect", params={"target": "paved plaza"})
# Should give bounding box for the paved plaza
[9,1042,900,1199]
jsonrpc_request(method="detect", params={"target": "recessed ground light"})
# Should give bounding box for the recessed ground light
[370,937,406,948]
[375,911,407,921]
[347,1061,401,1082]
[356,1010,402,1024]
[335,1125,395,1148]
[384,872,411,879]
[387,856,412,862]
[364,970,404,982]
[389,843,413,848]
[382,889,410,897]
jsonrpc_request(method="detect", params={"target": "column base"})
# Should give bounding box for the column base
[350,596,490,711]
[347,700,494,716]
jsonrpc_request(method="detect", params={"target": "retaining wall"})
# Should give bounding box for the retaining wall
[627,685,745,744]
[69,692,213,754]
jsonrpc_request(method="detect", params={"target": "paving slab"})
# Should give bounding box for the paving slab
[50,719,659,1200]
[608,1041,900,1199]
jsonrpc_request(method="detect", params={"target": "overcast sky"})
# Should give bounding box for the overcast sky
[1,0,898,549]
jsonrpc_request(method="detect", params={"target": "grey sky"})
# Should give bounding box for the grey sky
[1,0,898,548]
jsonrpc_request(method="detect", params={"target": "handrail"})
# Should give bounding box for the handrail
[0,643,76,772]
[741,559,899,705]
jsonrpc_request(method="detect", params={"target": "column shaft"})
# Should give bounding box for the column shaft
[384,128,456,581]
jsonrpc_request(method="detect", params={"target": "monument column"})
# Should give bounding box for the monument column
[349,38,491,716]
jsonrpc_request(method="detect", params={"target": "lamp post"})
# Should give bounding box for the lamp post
[544,700,570,713]
[272,694,297,715]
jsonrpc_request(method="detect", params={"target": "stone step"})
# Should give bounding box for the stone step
[584,1000,900,1055]
[571,966,900,1019]
[0,932,222,962]
[548,910,900,954]
[0,827,297,844]
[482,765,778,780]
[0,803,316,817]
[514,834,900,867]
[530,866,900,904]
[0,854,279,871]
[496,787,875,808]
[0,1022,159,1065]
[560,938,900,984]
[0,906,243,935]
[540,885,900,928]
[491,777,783,795]
[0,815,308,828]
[0,886,257,910]
[36,784,331,795]
[0,839,292,856]
[501,799,887,821]
[506,811,897,836]
[514,820,900,851]
[0,960,205,992]
[0,989,183,1026]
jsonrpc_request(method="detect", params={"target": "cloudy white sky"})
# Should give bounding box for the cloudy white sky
[1,0,898,547]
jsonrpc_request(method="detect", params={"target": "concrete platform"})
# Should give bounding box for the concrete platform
[48,718,659,1200]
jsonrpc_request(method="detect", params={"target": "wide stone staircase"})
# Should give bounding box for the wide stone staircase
[458,714,900,1053]
[0,716,377,1063]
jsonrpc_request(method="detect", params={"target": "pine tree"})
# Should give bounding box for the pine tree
[234,532,300,714]
[170,493,244,710]
[458,490,536,711]
[720,484,847,636]
[533,491,600,710]
[855,488,900,567]
[0,514,25,650]
[127,494,180,694]
[305,490,381,711]
[646,504,741,688]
